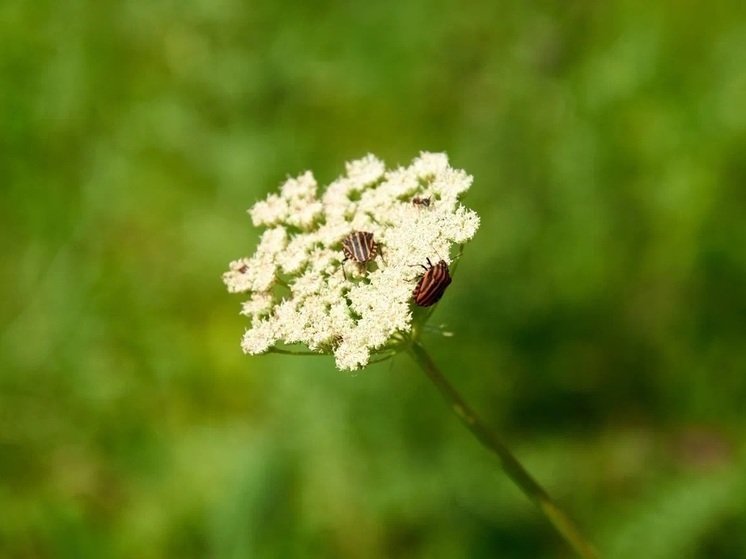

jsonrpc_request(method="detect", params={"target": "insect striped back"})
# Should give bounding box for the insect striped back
[412,196,431,207]
[341,231,377,264]
[412,258,452,307]
[341,231,381,279]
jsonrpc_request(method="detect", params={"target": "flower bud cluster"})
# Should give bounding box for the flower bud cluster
[223,152,479,370]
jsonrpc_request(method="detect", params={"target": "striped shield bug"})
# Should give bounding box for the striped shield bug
[341,231,380,278]
[412,196,431,207]
[412,257,452,307]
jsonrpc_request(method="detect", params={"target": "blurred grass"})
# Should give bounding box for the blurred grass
[2,0,746,557]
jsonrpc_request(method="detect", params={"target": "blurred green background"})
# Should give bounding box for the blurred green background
[2,1,746,557]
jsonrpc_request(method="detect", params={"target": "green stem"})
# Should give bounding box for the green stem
[408,341,601,559]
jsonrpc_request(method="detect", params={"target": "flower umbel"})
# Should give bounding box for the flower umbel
[223,152,480,370]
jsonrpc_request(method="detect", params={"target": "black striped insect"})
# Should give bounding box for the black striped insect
[412,258,452,307]
[341,231,379,277]
[412,196,431,207]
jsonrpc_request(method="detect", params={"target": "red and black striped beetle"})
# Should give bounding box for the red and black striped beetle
[412,258,452,307]
[341,231,380,277]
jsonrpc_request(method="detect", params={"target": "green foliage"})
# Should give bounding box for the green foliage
[2,0,746,557]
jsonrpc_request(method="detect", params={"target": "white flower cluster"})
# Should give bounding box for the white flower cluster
[223,152,480,371]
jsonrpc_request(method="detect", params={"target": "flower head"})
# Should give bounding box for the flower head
[223,152,480,371]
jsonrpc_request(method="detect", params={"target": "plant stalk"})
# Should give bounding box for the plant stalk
[408,340,601,559]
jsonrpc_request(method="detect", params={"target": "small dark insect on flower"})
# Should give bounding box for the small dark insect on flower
[412,196,431,207]
[341,231,379,277]
[412,258,452,307]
